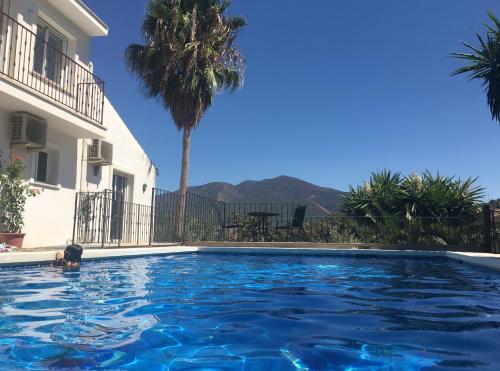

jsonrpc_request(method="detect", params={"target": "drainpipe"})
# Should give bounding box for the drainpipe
[78,139,87,193]
[4,0,11,16]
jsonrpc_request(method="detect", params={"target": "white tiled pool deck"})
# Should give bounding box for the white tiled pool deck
[0,246,196,265]
[0,245,500,271]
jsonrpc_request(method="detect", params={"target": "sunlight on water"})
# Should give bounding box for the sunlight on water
[0,253,499,370]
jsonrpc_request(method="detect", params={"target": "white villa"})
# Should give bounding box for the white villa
[0,0,157,248]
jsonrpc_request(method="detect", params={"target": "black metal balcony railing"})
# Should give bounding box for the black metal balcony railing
[0,12,105,124]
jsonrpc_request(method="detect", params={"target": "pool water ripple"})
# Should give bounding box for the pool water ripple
[0,253,500,370]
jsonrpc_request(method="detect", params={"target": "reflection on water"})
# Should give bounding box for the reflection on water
[0,258,157,351]
[0,253,499,370]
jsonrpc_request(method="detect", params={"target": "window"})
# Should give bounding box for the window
[36,151,48,183]
[112,173,128,200]
[34,150,59,186]
[33,21,65,83]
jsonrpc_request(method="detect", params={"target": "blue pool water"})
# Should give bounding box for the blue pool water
[0,253,500,370]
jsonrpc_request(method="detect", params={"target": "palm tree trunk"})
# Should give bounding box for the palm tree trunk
[176,126,191,241]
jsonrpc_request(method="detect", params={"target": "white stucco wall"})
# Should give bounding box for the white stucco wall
[7,0,92,67]
[80,97,157,206]
[24,130,77,247]
[0,96,157,248]
[22,187,77,248]
[0,114,79,248]
[0,99,157,248]
[0,1,156,248]
[0,110,9,156]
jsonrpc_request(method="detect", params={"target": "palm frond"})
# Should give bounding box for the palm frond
[124,0,246,130]
[451,12,500,122]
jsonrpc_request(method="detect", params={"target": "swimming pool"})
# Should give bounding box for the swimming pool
[0,253,499,370]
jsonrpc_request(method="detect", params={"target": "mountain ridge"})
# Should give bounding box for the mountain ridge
[187,175,346,215]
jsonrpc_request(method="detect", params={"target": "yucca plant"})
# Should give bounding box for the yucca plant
[416,172,483,218]
[341,170,484,244]
[341,171,405,218]
[406,172,484,244]
[341,170,407,242]
[451,12,500,122]
[125,0,246,239]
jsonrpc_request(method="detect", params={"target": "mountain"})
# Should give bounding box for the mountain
[187,176,346,215]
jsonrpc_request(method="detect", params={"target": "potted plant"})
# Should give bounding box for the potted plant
[0,151,38,249]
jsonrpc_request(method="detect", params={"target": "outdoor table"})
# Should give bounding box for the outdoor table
[247,211,279,241]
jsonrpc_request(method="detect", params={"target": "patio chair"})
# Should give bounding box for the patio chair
[276,205,307,240]
[222,221,243,241]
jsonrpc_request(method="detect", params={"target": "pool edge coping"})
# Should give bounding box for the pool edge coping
[0,246,197,266]
[0,246,499,272]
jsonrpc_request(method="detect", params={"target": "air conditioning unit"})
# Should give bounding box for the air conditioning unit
[10,112,47,149]
[88,139,113,165]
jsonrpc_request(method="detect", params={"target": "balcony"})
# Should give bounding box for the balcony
[0,11,105,125]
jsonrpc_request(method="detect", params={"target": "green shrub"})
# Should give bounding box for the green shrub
[340,170,484,245]
[0,152,38,233]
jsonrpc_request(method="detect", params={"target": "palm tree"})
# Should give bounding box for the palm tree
[125,0,245,239]
[451,12,500,122]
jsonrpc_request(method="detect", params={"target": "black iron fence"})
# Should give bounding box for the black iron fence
[303,215,485,247]
[491,208,499,253]
[72,189,498,252]
[0,11,105,124]
[184,192,226,242]
[72,191,152,246]
[151,188,179,243]
[150,191,300,243]
[152,189,226,242]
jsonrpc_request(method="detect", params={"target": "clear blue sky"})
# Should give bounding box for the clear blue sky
[86,0,500,200]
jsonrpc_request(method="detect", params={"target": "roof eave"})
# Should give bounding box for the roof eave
[46,0,108,37]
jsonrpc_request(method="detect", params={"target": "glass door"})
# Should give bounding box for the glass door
[110,173,128,241]
[33,22,65,83]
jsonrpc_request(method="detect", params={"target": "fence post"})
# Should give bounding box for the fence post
[482,204,492,251]
[149,188,155,246]
[136,205,141,245]
[117,195,123,247]
[182,193,188,244]
[101,190,109,248]
[222,201,226,241]
[491,209,497,254]
[71,192,79,244]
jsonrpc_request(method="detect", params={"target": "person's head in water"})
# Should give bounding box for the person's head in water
[55,244,83,267]
[64,244,83,264]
